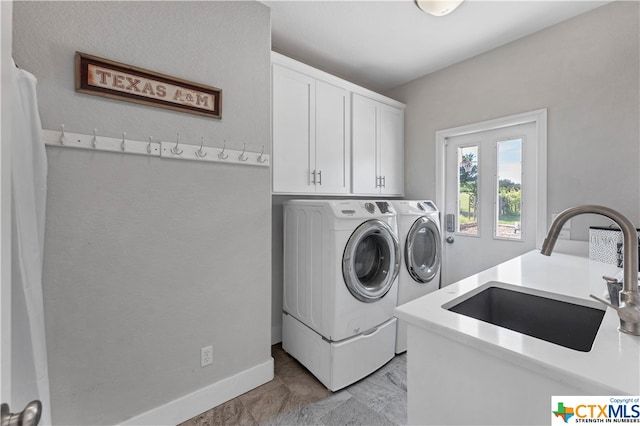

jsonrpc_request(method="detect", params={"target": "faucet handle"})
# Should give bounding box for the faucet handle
[590,294,618,311]
[590,294,640,325]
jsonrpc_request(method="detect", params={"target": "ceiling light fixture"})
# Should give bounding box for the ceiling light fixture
[415,0,464,17]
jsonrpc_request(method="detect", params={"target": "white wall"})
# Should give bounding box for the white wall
[12,2,272,424]
[386,1,640,240]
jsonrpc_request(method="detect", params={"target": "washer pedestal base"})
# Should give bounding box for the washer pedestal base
[282,313,396,391]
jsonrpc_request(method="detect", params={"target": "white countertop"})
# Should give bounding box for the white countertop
[395,250,640,394]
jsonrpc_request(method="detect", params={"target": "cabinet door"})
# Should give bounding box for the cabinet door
[351,94,379,194]
[378,105,404,195]
[315,81,350,194]
[272,65,315,193]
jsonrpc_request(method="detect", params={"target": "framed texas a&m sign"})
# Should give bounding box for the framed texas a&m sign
[75,52,222,119]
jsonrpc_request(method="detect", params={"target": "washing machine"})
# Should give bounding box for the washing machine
[389,200,442,353]
[282,199,400,391]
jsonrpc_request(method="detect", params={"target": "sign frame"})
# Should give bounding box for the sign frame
[75,52,222,119]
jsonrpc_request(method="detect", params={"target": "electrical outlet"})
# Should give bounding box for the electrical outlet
[201,345,213,367]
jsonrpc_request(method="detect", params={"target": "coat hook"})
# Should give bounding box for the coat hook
[147,136,153,154]
[171,133,183,156]
[121,132,127,151]
[195,137,207,159]
[59,124,67,145]
[218,140,228,160]
[92,128,98,148]
[238,143,248,162]
[257,145,267,163]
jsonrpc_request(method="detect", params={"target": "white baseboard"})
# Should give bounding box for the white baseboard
[118,358,274,426]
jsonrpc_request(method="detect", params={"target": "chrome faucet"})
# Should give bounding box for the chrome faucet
[541,205,640,336]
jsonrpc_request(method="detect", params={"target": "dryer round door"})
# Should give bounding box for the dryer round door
[405,216,441,283]
[342,219,400,303]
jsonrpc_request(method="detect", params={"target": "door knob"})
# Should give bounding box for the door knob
[446,236,455,244]
[1,400,42,426]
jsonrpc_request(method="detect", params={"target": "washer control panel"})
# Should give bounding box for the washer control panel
[333,200,395,217]
[375,201,392,214]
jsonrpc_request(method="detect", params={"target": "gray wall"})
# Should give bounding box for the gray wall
[271,1,640,343]
[386,1,640,239]
[13,2,271,424]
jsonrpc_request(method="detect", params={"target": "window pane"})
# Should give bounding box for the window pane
[458,146,478,236]
[496,138,522,240]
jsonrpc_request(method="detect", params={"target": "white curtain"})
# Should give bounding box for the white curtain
[10,59,51,425]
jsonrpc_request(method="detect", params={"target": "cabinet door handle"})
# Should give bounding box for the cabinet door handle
[317,170,322,186]
[382,176,386,188]
[311,170,316,185]
[375,176,380,188]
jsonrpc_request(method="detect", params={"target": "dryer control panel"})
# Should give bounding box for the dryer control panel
[419,201,437,212]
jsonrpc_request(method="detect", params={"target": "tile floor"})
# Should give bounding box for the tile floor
[180,344,407,426]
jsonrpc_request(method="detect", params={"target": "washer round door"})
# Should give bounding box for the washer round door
[342,219,400,303]
[405,216,441,283]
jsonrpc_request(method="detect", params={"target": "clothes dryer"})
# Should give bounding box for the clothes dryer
[282,200,400,391]
[390,200,442,353]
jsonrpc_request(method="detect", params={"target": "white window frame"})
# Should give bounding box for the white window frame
[436,109,548,250]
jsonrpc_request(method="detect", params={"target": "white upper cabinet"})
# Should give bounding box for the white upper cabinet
[314,80,350,194]
[377,103,404,195]
[272,64,316,193]
[352,93,404,196]
[272,63,350,194]
[271,52,403,196]
[351,94,378,194]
